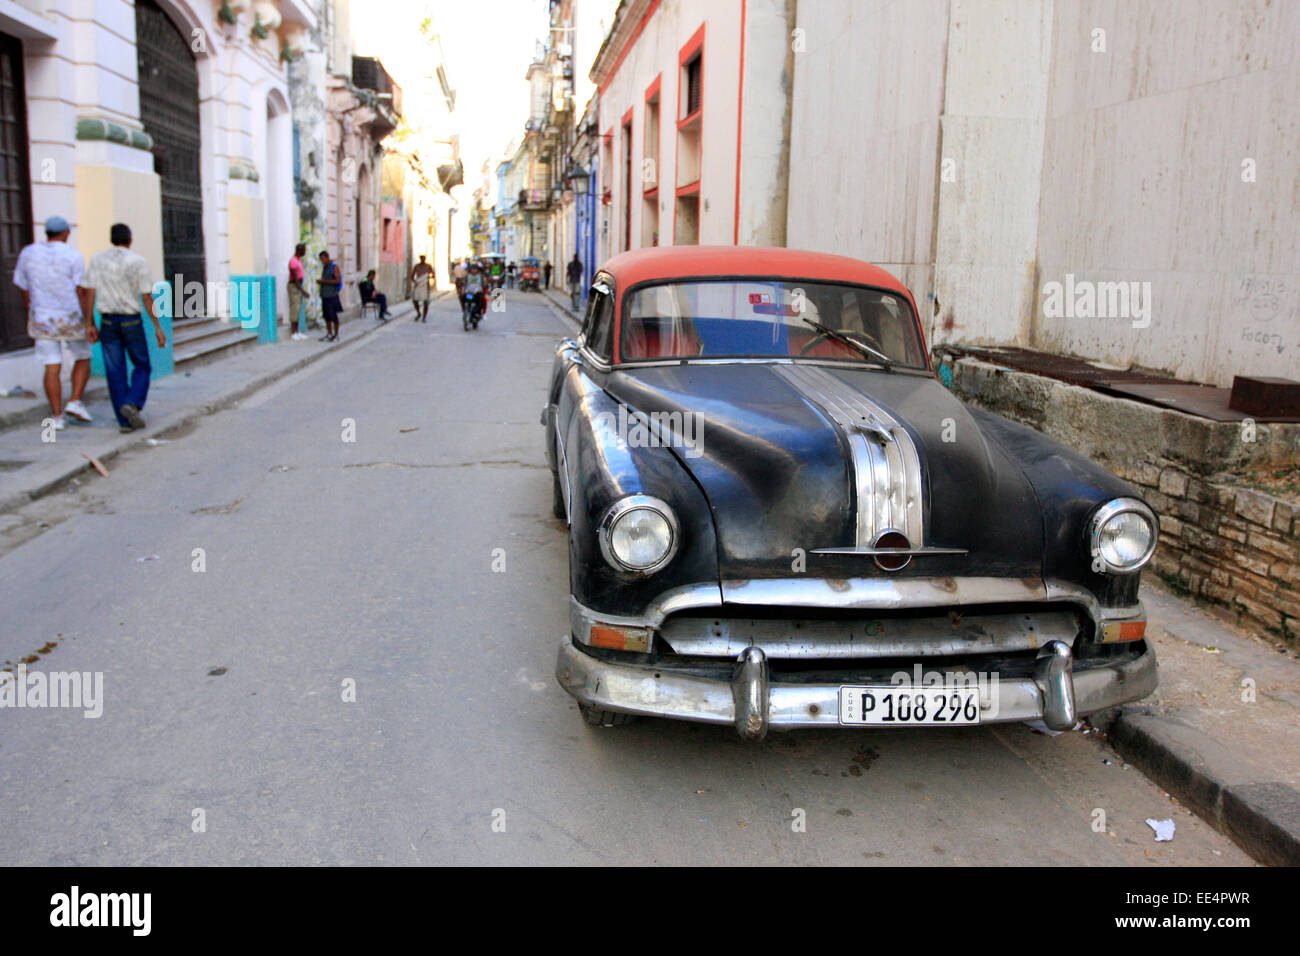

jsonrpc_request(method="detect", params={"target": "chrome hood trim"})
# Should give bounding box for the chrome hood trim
[773,364,923,548]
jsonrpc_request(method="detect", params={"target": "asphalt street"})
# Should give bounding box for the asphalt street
[0,290,1252,865]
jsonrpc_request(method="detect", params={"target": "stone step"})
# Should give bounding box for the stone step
[172,317,245,348]
[172,325,260,369]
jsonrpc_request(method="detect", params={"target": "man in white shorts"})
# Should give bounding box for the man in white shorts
[409,255,433,322]
[13,216,97,430]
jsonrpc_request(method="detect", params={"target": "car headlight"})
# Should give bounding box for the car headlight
[598,495,679,573]
[1088,498,1157,574]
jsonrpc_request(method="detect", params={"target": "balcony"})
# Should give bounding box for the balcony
[352,56,402,134]
[518,189,549,211]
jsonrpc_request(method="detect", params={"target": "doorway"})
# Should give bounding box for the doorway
[0,31,33,352]
[136,0,205,289]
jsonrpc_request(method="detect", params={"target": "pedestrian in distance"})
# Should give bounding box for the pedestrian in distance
[543,259,553,289]
[84,223,165,433]
[409,255,433,322]
[287,243,307,340]
[566,253,583,311]
[506,260,516,289]
[318,250,342,342]
[12,215,96,431]
[359,269,391,320]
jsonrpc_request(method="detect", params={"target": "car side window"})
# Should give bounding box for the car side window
[586,285,615,361]
[578,285,599,343]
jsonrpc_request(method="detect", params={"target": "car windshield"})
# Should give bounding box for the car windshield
[619,279,926,367]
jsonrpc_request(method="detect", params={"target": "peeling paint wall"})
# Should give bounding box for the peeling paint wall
[786,0,949,335]
[1035,0,1299,385]
[786,0,1298,386]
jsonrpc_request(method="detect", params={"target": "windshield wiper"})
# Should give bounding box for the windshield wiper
[798,317,893,370]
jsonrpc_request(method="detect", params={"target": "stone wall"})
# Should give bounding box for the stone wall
[944,354,1300,647]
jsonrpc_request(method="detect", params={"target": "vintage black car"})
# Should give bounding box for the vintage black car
[543,246,1158,739]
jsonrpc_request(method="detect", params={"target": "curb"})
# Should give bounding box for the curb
[0,307,403,517]
[539,288,583,329]
[1101,707,1300,865]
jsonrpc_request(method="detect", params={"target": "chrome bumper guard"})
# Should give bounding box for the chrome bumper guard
[555,636,1157,741]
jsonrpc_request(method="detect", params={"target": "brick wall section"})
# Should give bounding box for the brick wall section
[1112,461,1299,644]
[944,356,1300,647]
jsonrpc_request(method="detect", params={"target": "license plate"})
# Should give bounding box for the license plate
[838,685,981,725]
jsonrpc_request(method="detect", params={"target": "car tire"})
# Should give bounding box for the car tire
[551,469,566,520]
[580,704,634,727]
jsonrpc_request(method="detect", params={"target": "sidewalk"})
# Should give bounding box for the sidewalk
[541,286,583,327]
[0,300,425,516]
[1097,580,1300,865]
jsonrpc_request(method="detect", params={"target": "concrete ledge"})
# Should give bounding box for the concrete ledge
[1105,708,1300,865]
[940,353,1300,475]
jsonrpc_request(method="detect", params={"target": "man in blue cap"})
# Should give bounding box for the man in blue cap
[12,215,97,430]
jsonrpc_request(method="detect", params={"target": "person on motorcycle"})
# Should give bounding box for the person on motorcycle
[461,263,487,324]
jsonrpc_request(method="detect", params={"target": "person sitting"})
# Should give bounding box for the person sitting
[358,270,390,319]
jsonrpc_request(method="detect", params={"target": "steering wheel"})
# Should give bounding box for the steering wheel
[798,328,886,357]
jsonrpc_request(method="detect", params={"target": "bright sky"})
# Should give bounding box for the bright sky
[352,0,554,191]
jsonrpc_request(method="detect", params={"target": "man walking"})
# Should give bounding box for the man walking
[287,243,307,340]
[84,223,164,433]
[12,215,96,430]
[409,255,433,322]
[543,259,553,290]
[318,250,342,342]
[566,253,583,311]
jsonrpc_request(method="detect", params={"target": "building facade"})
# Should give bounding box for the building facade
[589,0,793,264]
[1,0,308,355]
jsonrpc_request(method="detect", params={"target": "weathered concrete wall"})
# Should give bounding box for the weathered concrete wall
[736,0,793,247]
[1034,0,1300,385]
[933,0,1053,350]
[787,0,1299,386]
[786,0,949,334]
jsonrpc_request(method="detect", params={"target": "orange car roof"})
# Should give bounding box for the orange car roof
[600,245,911,296]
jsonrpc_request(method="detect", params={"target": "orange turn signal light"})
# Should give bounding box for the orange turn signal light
[589,624,652,652]
[1100,620,1147,643]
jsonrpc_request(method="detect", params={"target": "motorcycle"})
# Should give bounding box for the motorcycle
[461,289,485,331]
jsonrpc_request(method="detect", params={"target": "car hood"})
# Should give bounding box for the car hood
[603,363,1043,581]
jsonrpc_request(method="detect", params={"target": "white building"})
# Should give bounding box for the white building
[0,0,306,355]
[589,0,793,262]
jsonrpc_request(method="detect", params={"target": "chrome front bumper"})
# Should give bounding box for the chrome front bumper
[555,635,1158,740]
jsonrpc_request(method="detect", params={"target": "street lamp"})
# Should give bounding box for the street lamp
[567,163,589,196]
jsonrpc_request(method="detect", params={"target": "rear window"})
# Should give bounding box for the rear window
[619,279,925,367]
